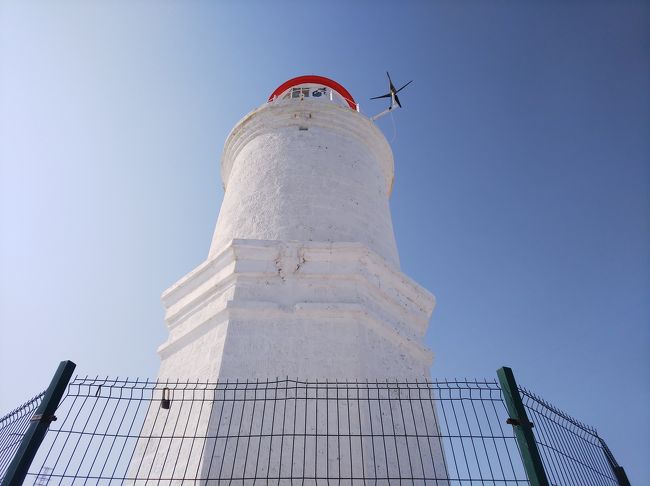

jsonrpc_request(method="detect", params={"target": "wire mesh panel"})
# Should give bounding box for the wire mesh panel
[519,387,618,486]
[20,378,528,485]
[0,391,44,482]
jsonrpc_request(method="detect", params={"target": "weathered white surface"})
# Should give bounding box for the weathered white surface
[210,99,399,267]
[159,96,437,380]
[158,239,435,380]
[141,236,441,484]
[135,92,446,483]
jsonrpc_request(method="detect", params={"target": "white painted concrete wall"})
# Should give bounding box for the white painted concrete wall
[130,94,446,484]
[157,239,435,381]
[210,99,399,268]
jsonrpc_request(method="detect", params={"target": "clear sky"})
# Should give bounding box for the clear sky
[1,0,648,482]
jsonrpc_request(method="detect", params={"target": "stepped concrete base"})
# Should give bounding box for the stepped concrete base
[126,239,442,483]
[157,238,436,381]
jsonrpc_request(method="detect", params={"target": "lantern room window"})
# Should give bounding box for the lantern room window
[291,87,310,99]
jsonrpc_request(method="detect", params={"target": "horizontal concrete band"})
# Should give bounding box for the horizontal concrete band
[158,239,436,373]
[157,301,434,367]
[164,239,435,333]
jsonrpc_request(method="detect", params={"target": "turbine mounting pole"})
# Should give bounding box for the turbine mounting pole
[371,104,396,121]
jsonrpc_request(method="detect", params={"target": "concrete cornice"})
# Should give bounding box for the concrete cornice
[162,239,435,334]
[158,299,433,367]
[156,240,436,376]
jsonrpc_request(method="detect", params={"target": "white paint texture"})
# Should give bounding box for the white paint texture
[157,97,436,381]
[210,100,399,267]
[157,239,434,380]
[130,94,445,483]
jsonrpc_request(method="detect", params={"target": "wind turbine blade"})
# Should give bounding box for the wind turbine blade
[395,80,413,93]
[394,94,402,108]
[386,71,396,92]
[370,93,392,100]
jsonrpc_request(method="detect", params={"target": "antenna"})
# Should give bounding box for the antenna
[370,72,413,121]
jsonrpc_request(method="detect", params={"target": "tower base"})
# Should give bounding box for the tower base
[157,239,435,381]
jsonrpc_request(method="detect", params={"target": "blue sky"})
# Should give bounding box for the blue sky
[1,0,648,482]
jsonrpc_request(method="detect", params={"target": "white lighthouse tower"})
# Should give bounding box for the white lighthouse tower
[128,76,447,484]
[157,75,436,381]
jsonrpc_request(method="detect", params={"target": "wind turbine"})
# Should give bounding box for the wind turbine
[370,72,413,121]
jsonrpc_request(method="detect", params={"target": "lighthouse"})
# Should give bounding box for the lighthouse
[128,75,448,484]
[156,75,436,381]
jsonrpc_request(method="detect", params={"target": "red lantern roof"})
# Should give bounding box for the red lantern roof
[268,75,357,110]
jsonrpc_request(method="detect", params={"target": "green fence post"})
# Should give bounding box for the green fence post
[1,360,76,486]
[613,466,631,486]
[497,366,549,486]
[598,437,631,486]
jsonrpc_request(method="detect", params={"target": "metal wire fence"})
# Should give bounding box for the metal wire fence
[0,393,44,481]
[4,378,527,485]
[0,374,627,486]
[520,387,621,486]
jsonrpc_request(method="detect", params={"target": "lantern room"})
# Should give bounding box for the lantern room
[268,75,359,111]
